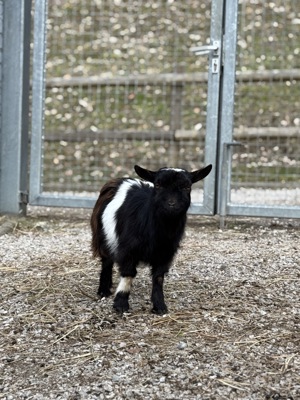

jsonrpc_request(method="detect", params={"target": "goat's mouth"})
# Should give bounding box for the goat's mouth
[162,203,188,216]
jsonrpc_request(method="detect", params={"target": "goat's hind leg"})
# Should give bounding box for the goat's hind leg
[98,257,114,298]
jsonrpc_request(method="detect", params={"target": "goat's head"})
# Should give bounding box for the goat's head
[134,164,212,217]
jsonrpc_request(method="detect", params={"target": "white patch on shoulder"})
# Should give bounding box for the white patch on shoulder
[116,276,133,294]
[102,180,138,254]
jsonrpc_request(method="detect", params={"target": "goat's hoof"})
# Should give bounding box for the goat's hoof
[113,305,130,314]
[97,289,112,298]
[152,305,168,315]
[113,293,129,313]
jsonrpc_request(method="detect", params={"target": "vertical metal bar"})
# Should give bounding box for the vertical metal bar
[29,0,48,203]
[170,83,183,167]
[202,0,225,214]
[219,143,230,229]
[219,143,231,219]
[217,0,239,219]
[219,142,242,228]
[0,0,32,214]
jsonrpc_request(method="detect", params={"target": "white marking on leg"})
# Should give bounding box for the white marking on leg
[116,276,133,294]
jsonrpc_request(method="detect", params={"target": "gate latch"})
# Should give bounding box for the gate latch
[190,40,221,74]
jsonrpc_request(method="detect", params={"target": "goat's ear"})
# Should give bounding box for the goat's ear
[134,165,157,182]
[190,164,212,183]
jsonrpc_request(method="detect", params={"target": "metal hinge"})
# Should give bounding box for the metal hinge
[19,191,29,205]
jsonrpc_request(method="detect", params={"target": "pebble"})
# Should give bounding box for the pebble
[177,341,187,350]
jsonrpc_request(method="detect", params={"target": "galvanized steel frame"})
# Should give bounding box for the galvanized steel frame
[29,0,224,212]
[189,0,224,215]
[0,0,31,215]
[27,0,300,218]
[29,0,94,208]
[218,0,300,220]
[29,0,47,207]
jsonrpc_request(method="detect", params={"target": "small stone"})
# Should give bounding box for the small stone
[177,341,187,350]
[103,383,113,392]
[112,375,121,382]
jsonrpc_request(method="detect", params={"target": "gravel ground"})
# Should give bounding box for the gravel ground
[0,208,299,400]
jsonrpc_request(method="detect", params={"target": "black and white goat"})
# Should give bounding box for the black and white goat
[91,164,212,314]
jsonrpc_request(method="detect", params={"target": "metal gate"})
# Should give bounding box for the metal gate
[29,0,227,215]
[28,0,300,219]
[218,0,300,219]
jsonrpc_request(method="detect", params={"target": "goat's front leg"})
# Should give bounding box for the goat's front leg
[151,270,168,314]
[113,260,137,313]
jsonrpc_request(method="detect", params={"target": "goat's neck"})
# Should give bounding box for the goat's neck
[155,213,187,234]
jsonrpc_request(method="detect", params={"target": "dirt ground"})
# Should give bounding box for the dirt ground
[0,208,299,400]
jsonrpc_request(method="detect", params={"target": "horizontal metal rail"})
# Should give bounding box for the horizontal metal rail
[44,69,300,88]
[42,126,300,142]
[29,194,213,215]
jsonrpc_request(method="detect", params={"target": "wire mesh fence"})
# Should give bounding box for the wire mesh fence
[35,0,300,210]
[231,0,300,206]
[42,0,212,198]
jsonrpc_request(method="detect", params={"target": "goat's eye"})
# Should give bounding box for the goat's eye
[183,186,191,192]
[155,183,161,189]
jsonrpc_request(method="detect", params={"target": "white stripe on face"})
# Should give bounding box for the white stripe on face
[101,180,136,254]
[116,276,133,294]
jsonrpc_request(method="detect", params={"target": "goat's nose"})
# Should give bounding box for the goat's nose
[168,199,176,207]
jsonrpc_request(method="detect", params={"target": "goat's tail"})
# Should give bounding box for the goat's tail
[90,179,121,258]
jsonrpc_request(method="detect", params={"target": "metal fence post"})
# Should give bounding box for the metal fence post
[0,0,32,214]
[29,0,48,205]
[202,0,224,215]
[217,0,239,222]
[189,0,224,215]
